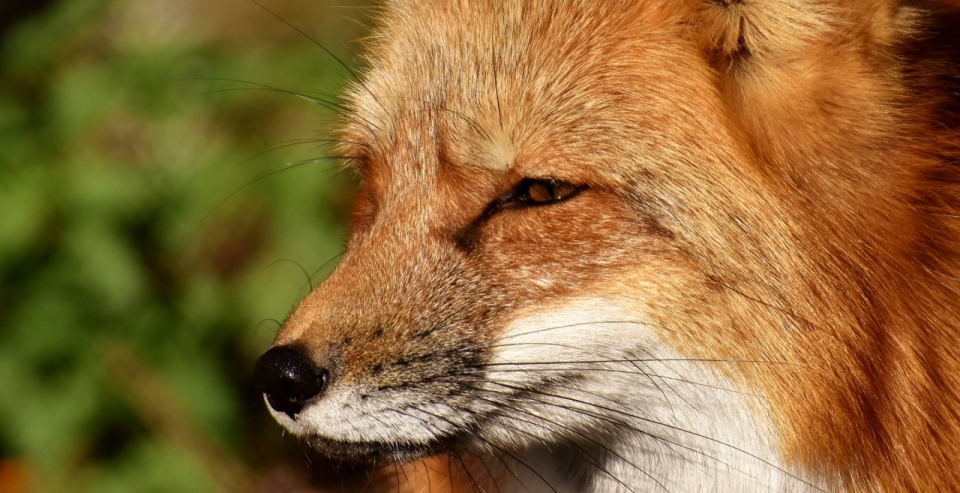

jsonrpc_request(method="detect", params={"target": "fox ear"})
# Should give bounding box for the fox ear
[694,0,898,73]
[692,0,906,163]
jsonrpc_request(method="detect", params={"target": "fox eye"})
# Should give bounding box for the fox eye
[489,178,583,214]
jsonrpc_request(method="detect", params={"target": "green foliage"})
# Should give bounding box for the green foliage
[0,0,366,490]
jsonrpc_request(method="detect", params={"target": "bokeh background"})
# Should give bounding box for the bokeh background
[0,0,375,491]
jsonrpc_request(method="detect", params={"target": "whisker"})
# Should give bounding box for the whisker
[408,97,494,144]
[244,0,388,116]
[195,87,343,112]
[489,319,647,344]
[469,449,505,493]
[397,455,414,492]
[267,258,313,291]
[454,365,758,398]
[468,393,666,493]
[253,318,282,337]
[479,355,795,368]
[492,48,503,130]
[307,251,346,286]
[238,139,349,165]
[470,382,764,480]
[481,380,823,492]
[711,278,840,343]
[624,358,691,423]
[410,320,644,364]
[202,156,351,222]
[395,407,559,493]
[183,77,342,103]
[452,449,487,493]
[423,456,433,493]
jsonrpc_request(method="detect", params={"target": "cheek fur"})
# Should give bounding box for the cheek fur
[474,193,672,305]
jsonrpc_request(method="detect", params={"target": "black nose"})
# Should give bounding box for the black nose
[253,345,328,419]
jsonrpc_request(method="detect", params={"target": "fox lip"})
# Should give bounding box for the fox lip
[305,432,460,463]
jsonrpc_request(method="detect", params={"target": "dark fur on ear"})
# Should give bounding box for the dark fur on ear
[694,0,856,72]
[899,0,960,132]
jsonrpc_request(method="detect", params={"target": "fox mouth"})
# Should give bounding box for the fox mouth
[304,431,461,463]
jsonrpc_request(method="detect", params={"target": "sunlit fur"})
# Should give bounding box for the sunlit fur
[265,0,960,491]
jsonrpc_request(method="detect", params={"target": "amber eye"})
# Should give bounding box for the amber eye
[488,178,584,214]
[526,180,579,203]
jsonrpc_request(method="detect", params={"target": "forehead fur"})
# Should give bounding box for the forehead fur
[341,0,723,180]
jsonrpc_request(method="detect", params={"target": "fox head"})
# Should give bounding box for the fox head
[253,1,960,491]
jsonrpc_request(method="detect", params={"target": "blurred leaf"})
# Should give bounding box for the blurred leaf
[0,0,366,491]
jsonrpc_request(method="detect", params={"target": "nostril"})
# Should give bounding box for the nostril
[253,345,328,419]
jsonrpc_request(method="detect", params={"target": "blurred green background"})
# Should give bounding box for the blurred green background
[0,0,374,491]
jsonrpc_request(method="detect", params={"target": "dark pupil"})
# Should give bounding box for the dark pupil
[528,182,553,202]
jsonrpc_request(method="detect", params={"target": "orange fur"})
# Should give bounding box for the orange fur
[261,1,960,491]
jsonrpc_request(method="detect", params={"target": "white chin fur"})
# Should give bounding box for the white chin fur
[267,385,470,445]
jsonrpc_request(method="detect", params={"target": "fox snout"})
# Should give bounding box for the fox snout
[252,245,487,442]
[251,206,513,462]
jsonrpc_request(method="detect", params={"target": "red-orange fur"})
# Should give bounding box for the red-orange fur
[270,0,960,491]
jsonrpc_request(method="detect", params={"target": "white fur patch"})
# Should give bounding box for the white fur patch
[484,298,827,493]
[477,130,516,171]
[268,384,472,444]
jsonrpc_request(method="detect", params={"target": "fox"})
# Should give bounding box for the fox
[251,0,960,491]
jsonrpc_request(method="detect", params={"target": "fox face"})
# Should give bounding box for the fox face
[253,0,960,491]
